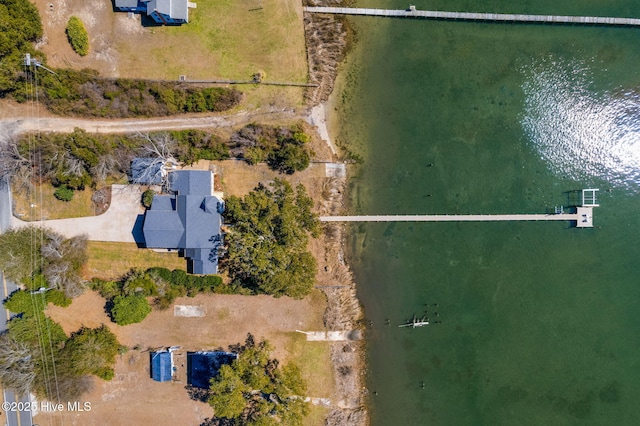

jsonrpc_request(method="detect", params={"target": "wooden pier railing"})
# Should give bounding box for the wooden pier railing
[303,6,640,26]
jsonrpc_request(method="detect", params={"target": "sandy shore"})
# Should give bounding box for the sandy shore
[307,103,338,156]
[305,97,369,425]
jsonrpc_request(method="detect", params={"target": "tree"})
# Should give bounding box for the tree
[0,226,44,285]
[268,144,310,174]
[63,325,120,380]
[0,227,87,295]
[110,294,152,325]
[0,333,36,397]
[206,335,309,425]
[208,365,248,419]
[41,232,88,297]
[222,180,320,298]
[133,132,179,187]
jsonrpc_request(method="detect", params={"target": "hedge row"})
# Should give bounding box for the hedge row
[22,69,243,118]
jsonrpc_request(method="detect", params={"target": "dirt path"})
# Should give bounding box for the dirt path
[0,105,305,137]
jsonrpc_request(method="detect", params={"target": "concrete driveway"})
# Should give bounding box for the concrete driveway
[10,184,145,243]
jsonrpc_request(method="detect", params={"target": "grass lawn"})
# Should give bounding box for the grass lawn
[283,290,336,425]
[127,0,309,107]
[286,331,334,425]
[12,182,96,221]
[35,0,308,109]
[85,241,186,280]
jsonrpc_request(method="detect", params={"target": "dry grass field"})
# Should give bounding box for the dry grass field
[12,182,98,221]
[39,290,333,426]
[33,0,308,108]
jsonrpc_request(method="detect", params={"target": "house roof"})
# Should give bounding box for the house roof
[146,0,189,21]
[170,170,212,195]
[151,351,172,382]
[115,0,139,8]
[189,248,218,275]
[142,170,222,274]
[187,351,237,389]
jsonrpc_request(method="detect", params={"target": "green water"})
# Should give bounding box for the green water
[336,2,640,425]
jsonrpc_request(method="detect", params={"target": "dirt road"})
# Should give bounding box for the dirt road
[0,106,304,136]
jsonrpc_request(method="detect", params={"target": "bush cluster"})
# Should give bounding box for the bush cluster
[141,189,156,208]
[54,185,74,201]
[169,129,230,165]
[2,291,122,402]
[10,128,226,191]
[89,267,239,322]
[65,16,89,56]
[0,0,42,97]
[230,123,311,173]
[33,69,242,118]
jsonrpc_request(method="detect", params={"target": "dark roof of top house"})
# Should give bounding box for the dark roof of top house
[131,158,164,185]
[142,170,222,274]
[146,0,189,21]
[115,0,140,8]
[151,351,172,382]
[170,169,212,195]
[187,351,237,389]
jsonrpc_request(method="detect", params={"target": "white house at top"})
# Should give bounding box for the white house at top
[114,0,197,25]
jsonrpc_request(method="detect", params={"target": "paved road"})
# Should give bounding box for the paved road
[1,183,34,426]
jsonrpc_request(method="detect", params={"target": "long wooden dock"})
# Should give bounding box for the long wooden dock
[303,6,640,26]
[320,207,594,227]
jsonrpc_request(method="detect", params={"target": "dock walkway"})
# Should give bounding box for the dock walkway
[321,207,594,227]
[303,6,640,26]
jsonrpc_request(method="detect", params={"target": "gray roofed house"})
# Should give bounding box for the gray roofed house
[142,170,223,274]
[113,0,196,25]
[114,0,140,10]
[146,0,189,24]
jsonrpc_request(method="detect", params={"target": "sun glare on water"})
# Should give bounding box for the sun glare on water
[521,57,640,191]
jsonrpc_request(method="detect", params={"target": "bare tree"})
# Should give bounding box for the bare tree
[91,155,120,184]
[0,334,36,397]
[41,232,65,260]
[41,232,88,297]
[136,132,178,161]
[0,140,32,189]
[132,132,180,188]
[62,152,86,178]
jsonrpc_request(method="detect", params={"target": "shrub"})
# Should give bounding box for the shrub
[66,16,89,56]
[244,146,265,165]
[88,278,122,300]
[110,294,152,325]
[142,189,156,209]
[54,185,74,201]
[46,289,72,307]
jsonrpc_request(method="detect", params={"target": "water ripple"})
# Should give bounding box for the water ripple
[521,57,640,191]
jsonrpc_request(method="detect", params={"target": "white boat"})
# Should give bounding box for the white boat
[399,315,429,328]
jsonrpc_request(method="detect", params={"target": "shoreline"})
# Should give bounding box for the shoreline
[305,102,369,425]
[302,3,369,424]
